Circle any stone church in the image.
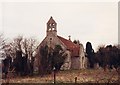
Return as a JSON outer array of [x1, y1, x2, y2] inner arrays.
[[34, 17, 86, 71]]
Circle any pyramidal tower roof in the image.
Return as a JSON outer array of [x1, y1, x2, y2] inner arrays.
[[47, 16, 56, 24]]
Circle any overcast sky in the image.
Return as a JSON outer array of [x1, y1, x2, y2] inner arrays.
[[0, 0, 118, 51]]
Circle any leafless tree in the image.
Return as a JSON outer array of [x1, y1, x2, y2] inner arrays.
[[0, 33, 6, 58], [3, 35, 38, 59], [22, 37, 38, 60], [14, 36, 23, 51], [3, 36, 23, 59], [21, 37, 38, 75]]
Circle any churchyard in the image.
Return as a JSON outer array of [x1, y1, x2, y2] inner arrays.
[[1, 69, 119, 84]]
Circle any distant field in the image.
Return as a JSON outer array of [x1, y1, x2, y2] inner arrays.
[[1, 69, 119, 84]]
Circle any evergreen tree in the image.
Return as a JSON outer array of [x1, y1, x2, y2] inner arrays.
[[86, 42, 95, 68], [40, 44, 67, 75]]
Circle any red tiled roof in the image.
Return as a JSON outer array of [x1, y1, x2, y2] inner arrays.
[[57, 36, 80, 57]]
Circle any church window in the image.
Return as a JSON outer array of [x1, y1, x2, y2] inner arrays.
[[50, 38, 52, 40], [52, 28, 55, 30], [49, 24, 51, 26], [49, 28, 52, 31]]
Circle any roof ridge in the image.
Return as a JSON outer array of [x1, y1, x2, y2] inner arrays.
[[57, 35, 80, 57], [57, 35, 79, 46]]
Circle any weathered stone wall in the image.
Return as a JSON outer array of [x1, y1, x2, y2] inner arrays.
[[70, 43, 86, 70], [79, 44, 86, 69], [34, 34, 67, 72], [71, 56, 80, 69], [84, 57, 88, 68], [60, 50, 71, 70]]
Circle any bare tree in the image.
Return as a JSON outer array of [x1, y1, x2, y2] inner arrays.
[[3, 36, 23, 59], [14, 36, 23, 51], [22, 37, 38, 60], [3, 36, 38, 59], [0, 33, 6, 58], [22, 37, 38, 75], [22, 38, 28, 55]]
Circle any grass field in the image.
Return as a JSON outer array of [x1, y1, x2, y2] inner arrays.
[[1, 69, 119, 84]]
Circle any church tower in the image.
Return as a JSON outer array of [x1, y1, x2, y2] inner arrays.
[[46, 16, 57, 36]]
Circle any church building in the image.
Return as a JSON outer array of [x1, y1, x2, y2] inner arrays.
[[34, 17, 86, 72]]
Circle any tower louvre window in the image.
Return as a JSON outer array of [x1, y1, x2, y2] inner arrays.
[[52, 28, 55, 30], [46, 16, 57, 36]]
